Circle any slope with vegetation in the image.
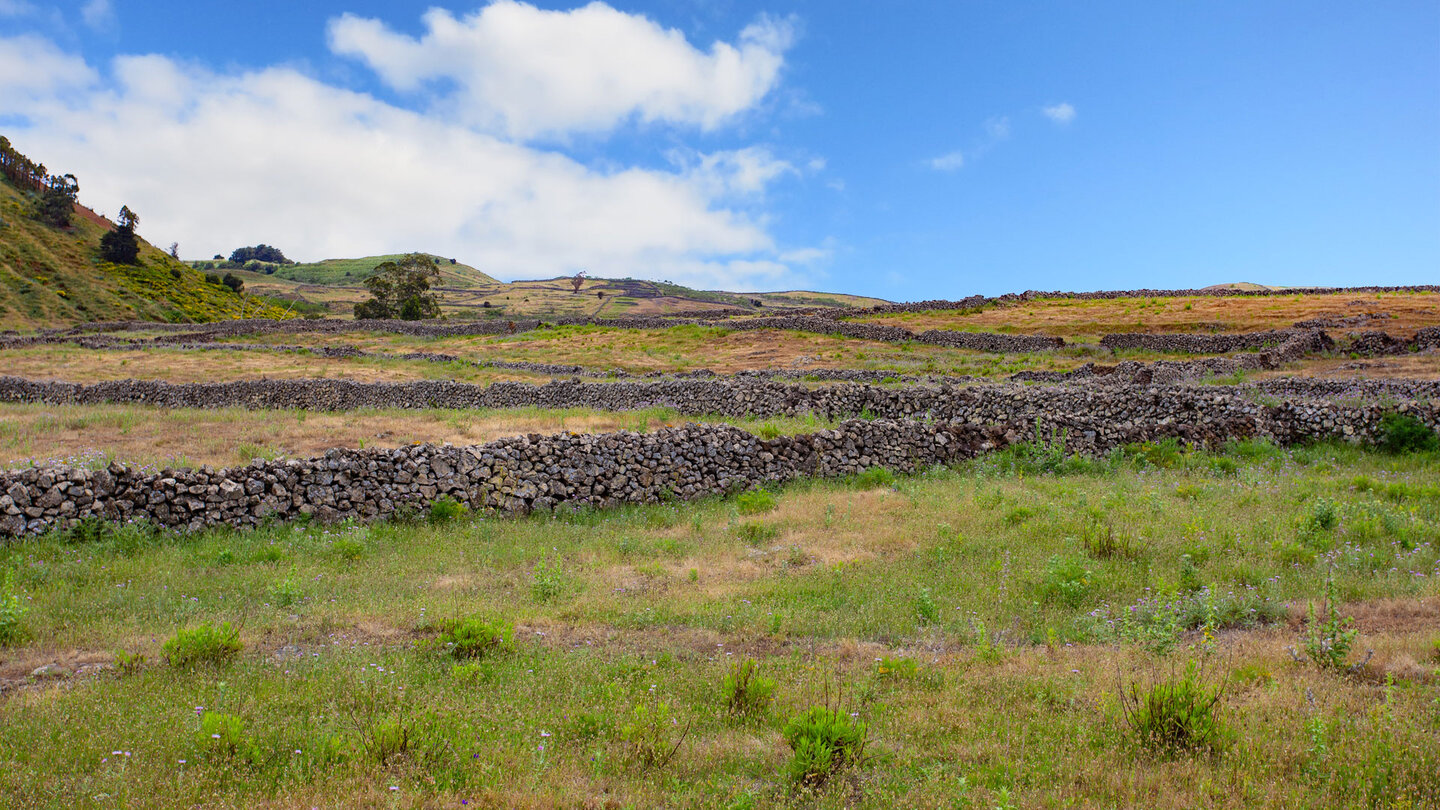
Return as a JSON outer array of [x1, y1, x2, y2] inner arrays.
[[0, 140, 297, 330]]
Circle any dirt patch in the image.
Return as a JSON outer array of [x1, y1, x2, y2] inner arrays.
[[0, 649, 114, 694]]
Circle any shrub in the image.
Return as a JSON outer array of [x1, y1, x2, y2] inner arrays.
[[783, 706, 868, 787], [531, 556, 568, 602], [619, 699, 690, 770], [199, 711, 253, 759], [161, 622, 242, 668], [854, 467, 895, 489], [440, 617, 512, 660], [1037, 555, 1093, 608], [1376, 413, 1439, 454], [913, 587, 939, 625], [65, 516, 113, 544], [428, 495, 468, 523], [330, 536, 365, 561], [722, 658, 776, 717], [736, 490, 777, 515], [1119, 664, 1228, 757], [267, 571, 303, 608]]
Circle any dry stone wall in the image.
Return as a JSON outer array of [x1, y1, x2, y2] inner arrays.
[[1, 374, 1433, 449], [0, 420, 1008, 538]]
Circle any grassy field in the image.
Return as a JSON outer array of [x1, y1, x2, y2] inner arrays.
[[848, 292, 1440, 339], [0, 402, 837, 471], [1, 439, 1437, 807], [230, 270, 892, 321]]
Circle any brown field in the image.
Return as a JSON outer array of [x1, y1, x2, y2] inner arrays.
[[0, 402, 826, 470], [0, 347, 548, 385], [851, 291, 1440, 338]]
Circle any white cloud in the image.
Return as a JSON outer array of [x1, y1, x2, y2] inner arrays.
[[81, 0, 114, 30], [1042, 102, 1076, 124], [4, 38, 818, 290], [671, 146, 796, 197], [984, 115, 1010, 139], [326, 1, 794, 139], [0, 0, 38, 16], [0, 34, 96, 106], [928, 151, 965, 172]]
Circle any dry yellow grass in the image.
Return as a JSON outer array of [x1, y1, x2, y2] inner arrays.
[[0, 347, 544, 384], [853, 291, 1440, 337], [0, 402, 719, 469]]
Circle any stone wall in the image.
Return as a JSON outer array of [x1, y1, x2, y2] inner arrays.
[[1098, 329, 1319, 354], [1, 373, 1433, 448], [0, 420, 1008, 537], [3, 372, 1436, 538]]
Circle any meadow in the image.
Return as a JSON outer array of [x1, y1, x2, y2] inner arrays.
[[1, 437, 1437, 807]]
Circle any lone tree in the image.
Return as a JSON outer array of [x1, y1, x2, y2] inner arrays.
[[99, 205, 141, 265], [354, 253, 441, 320], [570, 270, 586, 293], [33, 173, 78, 228]]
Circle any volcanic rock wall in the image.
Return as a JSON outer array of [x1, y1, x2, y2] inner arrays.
[[0, 420, 1006, 537]]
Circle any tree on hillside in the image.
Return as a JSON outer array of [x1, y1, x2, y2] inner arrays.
[[99, 205, 140, 265], [32, 173, 78, 228], [353, 253, 441, 320], [229, 244, 292, 265], [570, 270, 586, 293]]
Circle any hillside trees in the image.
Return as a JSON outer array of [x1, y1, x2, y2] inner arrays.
[[353, 253, 441, 320], [33, 173, 78, 228], [99, 205, 141, 265], [229, 244, 292, 265]]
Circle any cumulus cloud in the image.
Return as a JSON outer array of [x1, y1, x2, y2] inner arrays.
[[0, 34, 96, 106], [3, 33, 817, 290], [1042, 102, 1076, 124], [928, 151, 965, 172], [327, 1, 795, 139]]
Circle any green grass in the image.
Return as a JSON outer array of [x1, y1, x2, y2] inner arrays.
[[1, 441, 1437, 807], [259, 254, 497, 288]]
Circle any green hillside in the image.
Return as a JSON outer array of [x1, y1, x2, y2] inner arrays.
[[213, 254, 498, 288], [0, 180, 297, 330]]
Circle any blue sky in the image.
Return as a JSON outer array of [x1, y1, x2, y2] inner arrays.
[[2, 1, 1436, 298]]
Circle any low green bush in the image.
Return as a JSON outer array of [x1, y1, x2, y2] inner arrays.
[[161, 622, 242, 668], [783, 706, 868, 787], [428, 495, 468, 523], [1376, 413, 1439, 454], [854, 467, 895, 489], [1037, 555, 1094, 608], [440, 617, 513, 660], [735, 490, 777, 515]]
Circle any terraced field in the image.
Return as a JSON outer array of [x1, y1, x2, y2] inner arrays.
[[1, 287, 1437, 808]]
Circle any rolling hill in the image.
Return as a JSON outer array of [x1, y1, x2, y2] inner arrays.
[[203, 253, 499, 288], [0, 176, 296, 330]]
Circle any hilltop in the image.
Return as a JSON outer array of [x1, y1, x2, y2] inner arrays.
[[0, 164, 296, 330], [232, 266, 890, 320]]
